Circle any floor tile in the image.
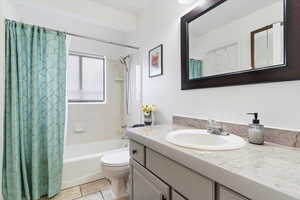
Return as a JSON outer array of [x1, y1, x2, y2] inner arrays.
[[82, 192, 103, 200], [116, 197, 128, 200], [101, 190, 114, 200], [101, 190, 128, 200], [51, 186, 82, 200], [81, 179, 110, 196]]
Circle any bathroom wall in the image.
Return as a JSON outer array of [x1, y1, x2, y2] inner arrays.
[[6, 0, 134, 44], [129, 0, 300, 130], [9, 0, 136, 32]]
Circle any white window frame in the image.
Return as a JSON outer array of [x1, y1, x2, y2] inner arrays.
[[68, 51, 106, 103]]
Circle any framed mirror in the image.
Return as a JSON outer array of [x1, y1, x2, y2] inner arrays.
[[181, 0, 300, 90]]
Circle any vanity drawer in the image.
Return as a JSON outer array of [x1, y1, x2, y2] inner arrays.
[[146, 148, 215, 200], [130, 140, 145, 166], [217, 185, 249, 200]]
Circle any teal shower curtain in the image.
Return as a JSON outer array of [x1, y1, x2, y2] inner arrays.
[[3, 20, 66, 200], [189, 59, 202, 79]]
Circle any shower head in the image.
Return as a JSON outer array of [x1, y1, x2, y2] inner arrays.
[[120, 55, 130, 65], [120, 55, 130, 71]]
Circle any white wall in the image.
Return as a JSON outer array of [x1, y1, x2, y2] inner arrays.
[[11, 0, 136, 33], [0, 0, 5, 198], [129, 0, 300, 131], [5, 0, 133, 45]]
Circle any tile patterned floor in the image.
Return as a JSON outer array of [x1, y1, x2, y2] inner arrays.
[[49, 179, 127, 200]]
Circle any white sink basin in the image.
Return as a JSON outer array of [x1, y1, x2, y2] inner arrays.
[[166, 129, 246, 151]]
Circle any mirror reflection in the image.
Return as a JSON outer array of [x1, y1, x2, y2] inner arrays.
[[189, 0, 284, 80]]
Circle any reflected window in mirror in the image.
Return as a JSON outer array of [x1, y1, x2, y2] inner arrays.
[[188, 0, 285, 80], [251, 22, 284, 69]]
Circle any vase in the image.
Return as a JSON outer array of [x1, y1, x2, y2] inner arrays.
[[144, 112, 152, 126]]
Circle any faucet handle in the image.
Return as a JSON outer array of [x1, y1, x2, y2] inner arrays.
[[208, 119, 215, 124], [207, 119, 214, 133], [207, 119, 225, 135], [208, 119, 222, 128]]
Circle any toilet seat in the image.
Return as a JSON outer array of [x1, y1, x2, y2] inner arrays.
[[101, 149, 129, 167]]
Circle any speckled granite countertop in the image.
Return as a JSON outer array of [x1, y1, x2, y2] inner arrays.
[[127, 125, 300, 200]]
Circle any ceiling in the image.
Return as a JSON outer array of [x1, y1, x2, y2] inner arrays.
[[89, 0, 150, 14]]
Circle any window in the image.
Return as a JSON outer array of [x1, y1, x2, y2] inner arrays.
[[67, 51, 105, 103]]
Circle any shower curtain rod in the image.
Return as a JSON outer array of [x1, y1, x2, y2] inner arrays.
[[67, 32, 140, 50], [7, 19, 140, 50]]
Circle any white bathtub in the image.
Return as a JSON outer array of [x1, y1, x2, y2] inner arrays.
[[62, 139, 128, 189]]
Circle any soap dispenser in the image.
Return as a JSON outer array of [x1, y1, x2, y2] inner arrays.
[[247, 113, 264, 145]]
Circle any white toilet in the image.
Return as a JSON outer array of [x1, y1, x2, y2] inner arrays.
[[101, 148, 130, 199]]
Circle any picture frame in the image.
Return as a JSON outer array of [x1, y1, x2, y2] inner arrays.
[[149, 44, 163, 78]]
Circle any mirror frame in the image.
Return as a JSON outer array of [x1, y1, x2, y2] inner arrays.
[[181, 0, 300, 90]]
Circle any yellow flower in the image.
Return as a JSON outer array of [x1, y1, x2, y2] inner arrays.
[[141, 104, 156, 113]]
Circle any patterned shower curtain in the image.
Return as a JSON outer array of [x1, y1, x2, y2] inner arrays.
[[3, 20, 66, 200]]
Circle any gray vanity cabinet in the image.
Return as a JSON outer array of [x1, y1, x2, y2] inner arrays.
[[131, 159, 170, 200], [146, 148, 215, 200], [130, 140, 250, 200]]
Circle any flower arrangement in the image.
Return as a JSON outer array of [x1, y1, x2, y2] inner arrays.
[[142, 104, 156, 115], [142, 104, 156, 126]]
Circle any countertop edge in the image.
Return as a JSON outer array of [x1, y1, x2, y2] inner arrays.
[[127, 128, 298, 200]]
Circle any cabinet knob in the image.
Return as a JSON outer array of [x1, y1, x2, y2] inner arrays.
[[160, 194, 167, 200], [132, 150, 137, 154]]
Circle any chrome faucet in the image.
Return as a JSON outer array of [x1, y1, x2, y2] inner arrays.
[[207, 120, 229, 136]]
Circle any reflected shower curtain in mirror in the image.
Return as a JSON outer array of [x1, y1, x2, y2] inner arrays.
[[189, 59, 202, 79], [3, 20, 66, 200]]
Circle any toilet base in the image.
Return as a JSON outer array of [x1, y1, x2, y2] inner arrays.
[[105, 189, 129, 200], [109, 176, 129, 200], [100, 148, 130, 200]]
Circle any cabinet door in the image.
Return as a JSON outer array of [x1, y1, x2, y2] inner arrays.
[[132, 160, 170, 200]]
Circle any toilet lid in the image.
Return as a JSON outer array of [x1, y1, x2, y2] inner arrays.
[[101, 150, 129, 167]]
